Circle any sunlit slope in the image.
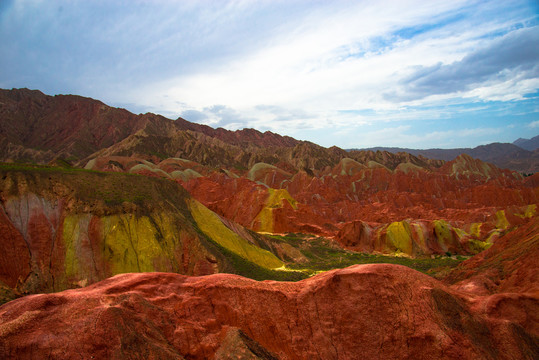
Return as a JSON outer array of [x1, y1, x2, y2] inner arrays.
[[0, 165, 295, 303]]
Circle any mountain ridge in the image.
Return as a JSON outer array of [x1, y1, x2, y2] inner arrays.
[[513, 135, 539, 151], [4, 88, 533, 173], [0, 88, 302, 166], [357, 142, 539, 173]]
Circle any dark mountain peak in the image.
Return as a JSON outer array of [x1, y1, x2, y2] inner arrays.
[[513, 137, 529, 146], [0, 87, 46, 100], [0, 89, 154, 163], [513, 135, 539, 151]]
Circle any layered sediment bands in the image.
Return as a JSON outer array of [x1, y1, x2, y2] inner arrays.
[[336, 218, 495, 256], [180, 155, 537, 255], [188, 199, 283, 269], [84, 152, 537, 256], [1, 264, 537, 360], [0, 168, 284, 299], [0, 88, 162, 163]]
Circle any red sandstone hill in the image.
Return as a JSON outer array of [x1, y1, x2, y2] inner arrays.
[[1, 211, 538, 359], [0, 165, 314, 305], [445, 217, 539, 296], [80, 149, 538, 258], [1, 202, 536, 359], [0, 262, 537, 360], [4, 89, 535, 259], [0, 88, 301, 166], [161, 154, 536, 256], [0, 88, 159, 163]]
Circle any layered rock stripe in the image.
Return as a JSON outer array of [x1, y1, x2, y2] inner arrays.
[[0, 168, 289, 300]]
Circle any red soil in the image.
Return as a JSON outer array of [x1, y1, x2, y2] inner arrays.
[[1, 263, 537, 359]]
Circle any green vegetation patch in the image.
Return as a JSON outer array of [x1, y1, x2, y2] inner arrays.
[[271, 234, 466, 278], [0, 163, 192, 213], [210, 240, 307, 281]]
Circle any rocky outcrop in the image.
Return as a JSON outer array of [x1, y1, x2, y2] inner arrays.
[[0, 167, 291, 302], [0, 88, 162, 163], [446, 218, 539, 296], [0, 263, 537, 359], [181, 157, 536, 255], [83, 151, 537, 257]]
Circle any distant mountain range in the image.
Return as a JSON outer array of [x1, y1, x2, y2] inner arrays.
[[1, 88, 537, 173], [513, 135, 539, 151], [0, 88, 441, 171], [356, 139, 539, 173]]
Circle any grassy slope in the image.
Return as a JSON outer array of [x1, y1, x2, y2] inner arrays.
[[269, 233, 465, 279]]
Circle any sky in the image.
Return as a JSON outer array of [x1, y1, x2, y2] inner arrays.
[[1, 0, 538, 149]]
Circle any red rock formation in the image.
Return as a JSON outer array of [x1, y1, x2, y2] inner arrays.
[[81, 149, 538, 257], [3, 89, 536, 257], [0, 168, 289, 299], [0, 208, 31, 289], [446, 219, 539, 296], [0, 88, 165, 163], [0, 263, 537, 359], [182, 158, 537, 252]]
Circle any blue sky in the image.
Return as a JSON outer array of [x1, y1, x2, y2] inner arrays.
[[1, 0, 538, 149]]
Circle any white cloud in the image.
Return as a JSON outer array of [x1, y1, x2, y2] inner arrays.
[[2, 0, 538, 148], [137, 1, 467, 105], [348, 125, 505, 149], [122, 0, 537, 135], [529, 121, 539, 128]]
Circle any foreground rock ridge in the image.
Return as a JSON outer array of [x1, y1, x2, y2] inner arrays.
[[0, 88, 538, 359], [1, 262, 538, 360]]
